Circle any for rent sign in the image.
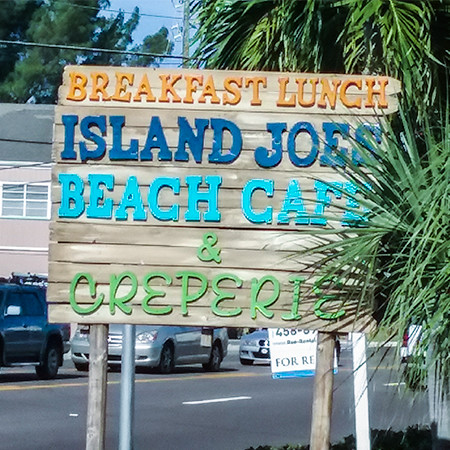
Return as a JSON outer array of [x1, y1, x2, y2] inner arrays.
[[48, 66, 400, 331]]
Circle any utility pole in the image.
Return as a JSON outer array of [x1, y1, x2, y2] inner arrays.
[[183, 0, 189, 67]]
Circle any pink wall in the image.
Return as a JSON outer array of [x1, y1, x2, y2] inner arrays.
[[0, 165, 51, 277]]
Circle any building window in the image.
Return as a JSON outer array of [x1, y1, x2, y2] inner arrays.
[[0, 183, 50, 219]]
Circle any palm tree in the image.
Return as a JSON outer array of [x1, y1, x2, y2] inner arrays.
[[298, 106, 449, 447], [191, 0, 450, 445], [191, 0, 449, 117]]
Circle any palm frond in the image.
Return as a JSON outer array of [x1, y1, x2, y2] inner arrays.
[[301, 104, 449, 383]]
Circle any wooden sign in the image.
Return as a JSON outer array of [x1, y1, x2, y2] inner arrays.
[[48, 66, 400, 332]]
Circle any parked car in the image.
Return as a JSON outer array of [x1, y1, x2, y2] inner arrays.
[[71, 324, 228, 373], [0, 273, 70, 379], [239, 328, 270, 365]]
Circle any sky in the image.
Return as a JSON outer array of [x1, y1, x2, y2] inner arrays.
[[109, 0, 186, 66]]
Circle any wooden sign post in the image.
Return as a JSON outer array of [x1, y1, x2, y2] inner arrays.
[[86, 324, 108, 450], [310, 332, 336, 450], [47, 66, 400, 448]]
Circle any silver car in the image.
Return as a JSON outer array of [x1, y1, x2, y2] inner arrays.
[[239, 329, 270, 365], [71, 324, 228, 373]]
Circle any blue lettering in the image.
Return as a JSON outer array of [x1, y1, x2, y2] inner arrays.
[[58, 174, 85, 218], [312, 180, 342, 225], [320, 122, 349, 167], [208, 118, 242, 163], [353, 123, 382, 164], [109, 116, 139, 160], [184, 175, 222, 222], [341, 182, 370, 226], [115, 176, 147, 221], [141, 116, 172, 161], [174, 117, 209, 163], [86, 174, 114, 219], [61, 115, 78, 159], [149, 177, 180, 221], [242, 179, 274, 224], [254, 122, 286, 168], [288, 122, 319, 167], [277, 180, 309, 225], [79, 116, 107, 162]]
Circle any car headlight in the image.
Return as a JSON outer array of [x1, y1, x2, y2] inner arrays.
[[136, 331, 158, 343], [74, 327, 89, 340]]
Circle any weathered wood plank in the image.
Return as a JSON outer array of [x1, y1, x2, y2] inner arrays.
[[48, 304, 375, 333], [57, 66, 401, 114], [47, 262, 319, 284], [49, 223, 336, 250], [49, 242, 313, 271]]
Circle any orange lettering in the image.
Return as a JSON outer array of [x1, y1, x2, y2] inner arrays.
[[89, 72, 111, 101], [159, 74, 182, 103], [133, 74, 156, 102], [365, 77, 388, 108], [183, 75, 203, 104], [296, 78, 318, 107], [223, 77, 242, 105], [111, 73, 134, 102], [340, 79, 362, 108], [318, 78, 341, 109], [198, 75, 220, 104], [67, 72, 88, 101], [277, 77, 296, 107], [245, 77, 266, 106]]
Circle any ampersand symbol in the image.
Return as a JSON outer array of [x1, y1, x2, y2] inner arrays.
[[197, 232, 222, 264]]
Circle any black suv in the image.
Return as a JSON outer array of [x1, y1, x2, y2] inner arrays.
[[0, 274, 70, 379]]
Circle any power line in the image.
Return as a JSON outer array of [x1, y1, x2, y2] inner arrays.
[[51, 0, 182, 20], [0, 137, 52, 145], [0, 40, 186, 60]]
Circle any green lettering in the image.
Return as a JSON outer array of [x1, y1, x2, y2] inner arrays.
[[109, 271, 138, 315], [142, 272, 173, 315], [176, 271, 208, 315], [281, 275, 304, 320], [250, 275, 280, 319], [211, 273, 243, 317], [69, 272, 104, 314], [313, 276, 346, 320]]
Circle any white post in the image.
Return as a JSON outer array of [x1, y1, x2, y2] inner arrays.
[[119, 324, 136, 450], [352, 332, 371, 450]]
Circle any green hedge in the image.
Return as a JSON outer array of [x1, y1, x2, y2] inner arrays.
[[246, 425, 431, 450]]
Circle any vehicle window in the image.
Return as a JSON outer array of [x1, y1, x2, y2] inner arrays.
[[5, 292, 23, 314], [0, 290, 4, 313], [20, 292, 45, 316]]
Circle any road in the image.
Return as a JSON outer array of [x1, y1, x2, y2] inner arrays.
[[0, 341, 429, 450]]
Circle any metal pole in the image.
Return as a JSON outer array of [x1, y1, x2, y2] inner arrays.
[[119, 324, 136, 450], [86, 324, 108, 450], [182, 0, 189, 67], [352, 332, 371, 450], [310, 332, 335, 450]]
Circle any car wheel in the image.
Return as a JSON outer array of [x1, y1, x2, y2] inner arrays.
[[36, 342, 61, 379], [158, 343, 174, 374], [203, 343, 222, 372], [240, 358, 254, 366], [74, 362, 89, 372]]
